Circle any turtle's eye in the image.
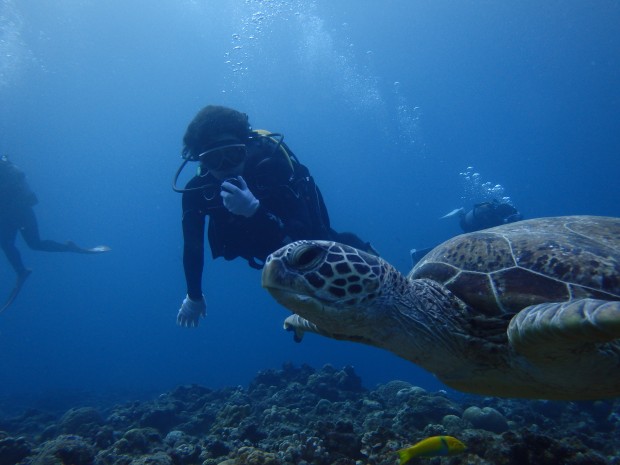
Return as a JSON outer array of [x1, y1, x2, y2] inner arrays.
[[291, 244, 324, 271]]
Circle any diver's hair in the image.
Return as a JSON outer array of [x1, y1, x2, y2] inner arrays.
[[182, 105, 251, 159]]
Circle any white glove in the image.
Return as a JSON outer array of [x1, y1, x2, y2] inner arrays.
[[220, 176, 260, 217], [177, 294, 206, 327]]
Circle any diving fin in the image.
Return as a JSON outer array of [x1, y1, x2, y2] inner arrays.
[[85, 245, 111, 253], [410, 247, 433, 267], [67, 241, 111, 254], [1, 269, 31, 314], [441, 207, 465, 219]]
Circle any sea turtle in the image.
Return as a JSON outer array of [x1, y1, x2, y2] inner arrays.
[[262, 216, 620, 400]]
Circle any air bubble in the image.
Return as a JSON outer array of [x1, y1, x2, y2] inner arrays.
[[459, 166, 513, 206]]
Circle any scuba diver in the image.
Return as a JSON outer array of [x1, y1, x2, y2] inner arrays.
[[173, 105, 377, 328], [0, 156, 110, 312], [442, 200, 523, 233], [410, 200, 523, 266]]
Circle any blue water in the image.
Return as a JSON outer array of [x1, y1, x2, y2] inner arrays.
[[1, 0, 619, 404]]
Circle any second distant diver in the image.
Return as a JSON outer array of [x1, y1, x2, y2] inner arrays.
[[0, 155, 110, 312], [411, 200, 523, 266], [443, 200, 523, 233]]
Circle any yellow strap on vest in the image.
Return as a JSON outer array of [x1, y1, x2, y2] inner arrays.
[[254, 129, 295, 172]]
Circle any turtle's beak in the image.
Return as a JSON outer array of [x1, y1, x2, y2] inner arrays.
[[266, 287, 321, 314], [262, 259, 323, 316], [261, 257, 292, 292]]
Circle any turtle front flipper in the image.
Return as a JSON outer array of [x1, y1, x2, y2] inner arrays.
[[283, 314, 331, 343], [507, 298, 620, 361]]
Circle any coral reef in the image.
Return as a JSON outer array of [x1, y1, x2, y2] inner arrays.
[[0, 363, 618, 465]]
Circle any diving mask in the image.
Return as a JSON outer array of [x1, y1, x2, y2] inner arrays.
[[198, 143, 247, 172], [172, 143, 247, 193]]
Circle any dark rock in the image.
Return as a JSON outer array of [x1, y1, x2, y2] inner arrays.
[[335, 366, 364, 392], [127, 452, 173, 465], [463, 406, 509, 433], [234, 446, 280, 465], [0, 435, 31, 465], [237, 422, 266, 443], [215, 404, 251, 428], [168, 442, 201, 465], [59, 407, 104, 438], [29, 434, 95, 465], [114, 428, 162, 455], [393, 393, 462, 431], [313, 420, 363, 460], [139, 406, 181, 433], [202, 437, 230, 459], [373, 380, 417, 407], [167, 385, 211, 405], [0, 409, 57, 438], [93, 426, 116, 449]]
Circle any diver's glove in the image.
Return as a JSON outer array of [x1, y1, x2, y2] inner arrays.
[[220, 176, 260, 217], [177, 294, 207, 328]]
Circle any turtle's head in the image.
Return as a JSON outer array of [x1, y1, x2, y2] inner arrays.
[[262, 240, 397, 341]]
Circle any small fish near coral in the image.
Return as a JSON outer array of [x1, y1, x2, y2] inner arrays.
[[397, 435, 467, 464]]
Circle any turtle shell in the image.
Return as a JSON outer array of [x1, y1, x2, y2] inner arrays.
[[408, 216, 620, 316]]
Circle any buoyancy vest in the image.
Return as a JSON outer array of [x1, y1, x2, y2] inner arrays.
[[250, 130, 332, 240]]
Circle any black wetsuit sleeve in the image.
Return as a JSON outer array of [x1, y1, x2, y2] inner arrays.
[[182, 194, 206, 300]]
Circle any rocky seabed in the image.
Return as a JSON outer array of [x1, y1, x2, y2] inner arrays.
[[0, 364, 618, 465]]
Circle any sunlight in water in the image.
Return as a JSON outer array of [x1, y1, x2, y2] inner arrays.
[[221, 0, 422, 150], [0, 1, 29, 90]]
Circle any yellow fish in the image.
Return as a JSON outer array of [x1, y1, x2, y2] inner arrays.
[[397, 435, 466, 464]]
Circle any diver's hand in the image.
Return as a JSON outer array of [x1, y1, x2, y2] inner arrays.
[[220, 176, 259, 217], [177, 294, 207, 328]]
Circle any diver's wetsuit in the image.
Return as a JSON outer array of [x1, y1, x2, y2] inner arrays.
[[459, 201, 522, 233], [181, 134, 373, 300], [182, 135, 328, 300], [0, 159, 77, 276]]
